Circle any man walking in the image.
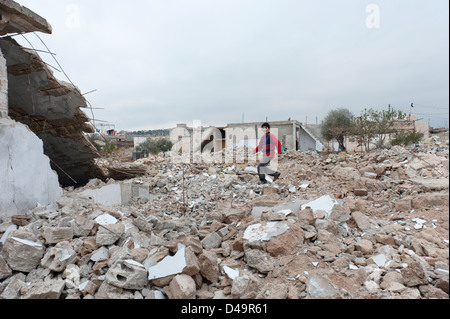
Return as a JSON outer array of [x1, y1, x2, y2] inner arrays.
[[253, 122, 282, 184]]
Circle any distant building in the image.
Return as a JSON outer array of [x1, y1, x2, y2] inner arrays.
[[170, 120, 324, 153], [170, 114, 432, 154]]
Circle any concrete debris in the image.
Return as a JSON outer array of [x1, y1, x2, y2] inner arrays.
[[0, 142, 449, 299]]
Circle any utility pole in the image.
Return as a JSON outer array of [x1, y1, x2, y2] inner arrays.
[[409, 103, 413, 121]]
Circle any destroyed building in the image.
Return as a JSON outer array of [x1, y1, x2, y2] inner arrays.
[[0, 0, 107, 216], [0, 0, 448, 301]]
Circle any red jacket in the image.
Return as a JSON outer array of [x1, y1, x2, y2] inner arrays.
[[254, 132, 282, 157]]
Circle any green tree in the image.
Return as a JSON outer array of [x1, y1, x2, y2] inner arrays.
[[349, 108, 406, 151], [390, 131, 423, 147], [136, 138, 173, 156], [321, 108, 354, 152]]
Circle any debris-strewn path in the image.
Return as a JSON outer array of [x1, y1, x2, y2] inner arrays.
[[1, 142, 448, 299]]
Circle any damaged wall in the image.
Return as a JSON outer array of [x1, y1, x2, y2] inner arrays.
[[0, 0, 107, 187], [0, 37, 106, 187], [0, 48, 62, 217], [1, 0, 108, 217]]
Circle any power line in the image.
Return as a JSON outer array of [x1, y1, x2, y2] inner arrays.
[[413, 103, 448, 110]]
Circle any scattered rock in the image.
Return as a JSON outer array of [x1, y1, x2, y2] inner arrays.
[[0, 144, 448, 299]]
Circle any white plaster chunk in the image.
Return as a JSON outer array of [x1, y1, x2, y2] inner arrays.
[[301, 195, 339, 218], [373, 254, 387, 267], [223, 266, 239, 280], [147, 245, 187, 280], [243, 221, 290, 243], [80, 183, 122, 206], [94, 213, 118, 226]]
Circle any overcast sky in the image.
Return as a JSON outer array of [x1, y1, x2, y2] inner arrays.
[[14, 0, 450, 131]]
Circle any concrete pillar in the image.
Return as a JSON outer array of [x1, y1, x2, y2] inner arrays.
[[0, 48, 8, 118], [292, 123, 296, 150]]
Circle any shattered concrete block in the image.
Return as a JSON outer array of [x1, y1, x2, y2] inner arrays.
[[133, 214, 157, 232], [201, 231, 222, 250], [198, 251, 219, 283], [306, 274, 340, 299], [41, 247, 77, 272], [167, 274, 196, 299], [42, 226, 74, 244], [364, 280, 380, 293], [63, 264, 81, 289], [0, 275, 26, 299], [298, 207, 315, 225], [245, 249, 274, 274], [79, 280, 98, 296], [144, 289, 166, 299], [182, 246, 200, 276], [265, 224, 304, 256], [401, 260, 429, 287], [96, 223, 125, 246], [231, 275, 251, 298], [95, 281, 135, 299], [66, 215, 95, 237], [22, 279, 66, 299], [0, 256, 12, 280], [2, 231, 45, 272], [184, 236, 203, 254], [354, 239, 374, 255], [230, 271, 262, 299], [90, 247, 109, 262], [105, 259, 148, 290], [351, 211, 372, 231]]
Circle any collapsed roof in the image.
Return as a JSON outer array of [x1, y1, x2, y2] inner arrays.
[[0, 0, 107, 187]]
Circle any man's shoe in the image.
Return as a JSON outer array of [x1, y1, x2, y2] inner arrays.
[[259, 179, 268, 184], [273, 172, 281, 181]]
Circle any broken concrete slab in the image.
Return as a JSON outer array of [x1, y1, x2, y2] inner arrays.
[[79, 183, 132, 207], [147, 244, 187, 280], [243, 221, 290, 243], [41, 246, 77, 272], [166, 274, 196, 299], [2, 230, 45, 272], [42, 226, 73, 244], [306, 274, 341, 299], [0, 0, 52, 35], [105, 259, 148, 290], [22, 279, 65, 299]]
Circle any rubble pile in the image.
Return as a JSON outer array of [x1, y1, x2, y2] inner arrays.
[[0, 143, 448, 299]]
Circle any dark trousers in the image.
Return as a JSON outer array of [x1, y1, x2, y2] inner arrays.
[[257, 155, 277, 181]]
